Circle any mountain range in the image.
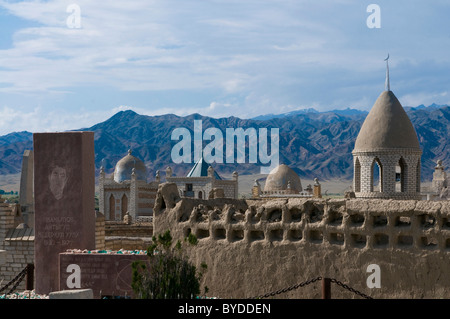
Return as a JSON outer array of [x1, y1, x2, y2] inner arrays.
[[0, 103, 449, 183]]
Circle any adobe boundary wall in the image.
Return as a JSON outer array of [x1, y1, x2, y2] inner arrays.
[[153, 183, 450, 299]]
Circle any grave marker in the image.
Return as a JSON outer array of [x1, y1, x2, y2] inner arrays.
[[33, 132, 95, 294]]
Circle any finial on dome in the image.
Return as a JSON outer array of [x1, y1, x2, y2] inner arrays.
[[384, 53, 390, 91], [128, 149, 132, 155], [100, 158, 105, 175]]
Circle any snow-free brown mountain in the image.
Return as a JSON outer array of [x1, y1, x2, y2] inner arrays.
[[0, 104, 449, 182]]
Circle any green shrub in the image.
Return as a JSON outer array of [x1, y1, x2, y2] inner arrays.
[[131, 230, 207, 299]]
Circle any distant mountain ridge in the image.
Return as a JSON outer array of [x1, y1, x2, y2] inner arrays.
[[251, 107, 368, 121], [1, 103, 450, 183]]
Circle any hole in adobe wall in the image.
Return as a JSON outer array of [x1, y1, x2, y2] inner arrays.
[[395, 216, 411, 227], [309, 230, 323, 243], [250, 207, 263, 223], [329, 233, 344, 245], [442, 218, 450, 229], [231, 229, 244, 242], [397, 235, 413, 247], [328, 210, 343, 226], [446, 238, 450, 249], [196, 228, 209, 239], [289, 208, 302, 222], [249, 230, 265, 242], [350, 214, 364, 226], [230, 208, 245, 223], [420, 236, 438, 248], [287, 229, 302, 241], [351, 234, 366, 248], [373, 215, 387, 227], [195, 210, 208, 223], [269, 229, 283, 241], [373, 233, 389, 247], [211, 208, 223, 221], [213, 228, 226, 240], [307, 204, 323, 223], [268, 209, 282, 222], [179, 210, 190, 222], [420, 214, 436, 229]]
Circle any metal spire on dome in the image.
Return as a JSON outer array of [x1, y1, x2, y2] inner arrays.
[[100, 158, 105, 172], [384, 53, 390, 91]]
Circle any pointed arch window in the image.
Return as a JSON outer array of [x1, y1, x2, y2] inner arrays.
[[121, 194, 128, 220], [371, 158, 383, 192], [109, 194, 115, 220], [354, 157, 361, 193], [397, 157, 407, 192]]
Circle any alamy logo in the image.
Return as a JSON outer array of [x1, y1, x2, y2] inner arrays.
[[366, 264, 381, 288], [66, 264, 81, 288], [171, 120, 279, 174], [66, 4, 81, 29], [366, 4, 381, 29]]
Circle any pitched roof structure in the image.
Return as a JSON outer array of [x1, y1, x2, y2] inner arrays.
[[187, 156, 222, 179]]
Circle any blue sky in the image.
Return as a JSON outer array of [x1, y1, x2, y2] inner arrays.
[[0, 0, 449, 135]]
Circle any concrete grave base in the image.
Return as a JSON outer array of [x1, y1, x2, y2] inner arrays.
[[49, 289, 93, 299], [59, 252, 149, 298]]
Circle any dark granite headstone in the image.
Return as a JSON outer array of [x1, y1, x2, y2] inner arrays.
[[33, 132, 95, 294]]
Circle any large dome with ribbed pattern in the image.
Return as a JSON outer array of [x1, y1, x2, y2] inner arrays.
[[113, 150, 147, 183], [264, 164, 302, 192]]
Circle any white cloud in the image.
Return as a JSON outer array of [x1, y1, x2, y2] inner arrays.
[[0, 104, 111, 135], [0, 0, 449, 134], [399, 91, 450, 108], [0, 0, 362, 95]]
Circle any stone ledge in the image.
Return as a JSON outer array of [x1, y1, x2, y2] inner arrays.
[[352, 148, 422, 155], [355, 192, 421, 200], [49, 289, 93, 299]]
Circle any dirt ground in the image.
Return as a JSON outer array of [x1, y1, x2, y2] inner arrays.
[[0, 173, 21, 193]]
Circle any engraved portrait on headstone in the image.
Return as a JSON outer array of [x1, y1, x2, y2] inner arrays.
[[48, 163, 69, 200]]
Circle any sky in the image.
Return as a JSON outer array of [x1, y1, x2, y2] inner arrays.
[[0, 0, 450, 135]]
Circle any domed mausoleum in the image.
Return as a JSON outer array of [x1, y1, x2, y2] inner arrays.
[[252, 164, 319, 198], [99, 149, 160, 221], [264, 164, 303, 193], [113, 149, 148, 183], [352, 62, 422, 200]]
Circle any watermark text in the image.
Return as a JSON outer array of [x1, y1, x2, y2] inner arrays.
[[171, 120, 279, 174]]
